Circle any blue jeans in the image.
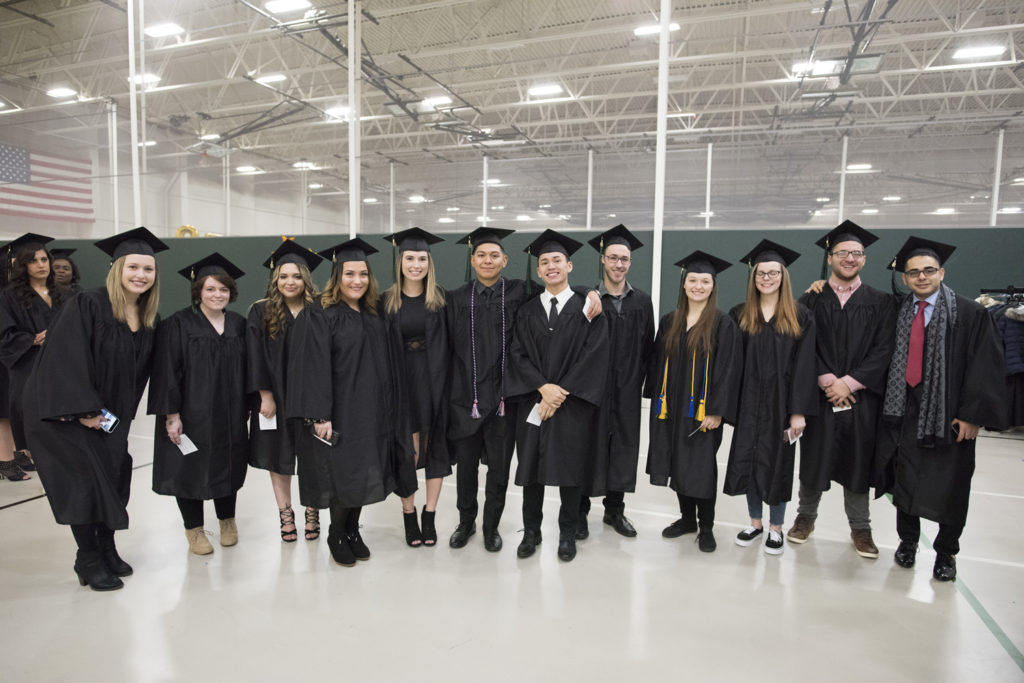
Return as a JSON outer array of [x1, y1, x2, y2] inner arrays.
[[747, 490, 786, 527]]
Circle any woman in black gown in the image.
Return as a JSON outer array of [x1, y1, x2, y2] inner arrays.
[[24, 227, 167, 591], [723, 240, 817, 557], [50, 248, 82, 294], [379, 228, 450, 547], [246, 240, 325, 543], [301, 238, 408, 566], [647, 251, 742, 553], [149, 253, 249, 555]]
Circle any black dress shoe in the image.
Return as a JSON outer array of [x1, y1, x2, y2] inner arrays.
[[557, 536, 577, 562], [449, 521, 476, 549], [483, 530, 503, 552], [603, 512, 637, 538], [517, 529, 542, 558], [933, 553, 957, 582], [697, 528, 717, 553], [662, 518, 698, 538], [575, 517, 589, 540], [894, 540, 918, 568]]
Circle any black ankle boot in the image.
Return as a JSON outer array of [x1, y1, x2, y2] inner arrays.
[[403, 510, 422, 547], [97, 535, 133, 577], [421, 506, 437, 547], [74, 550, 123, 591], [328, 531, 356, 567]]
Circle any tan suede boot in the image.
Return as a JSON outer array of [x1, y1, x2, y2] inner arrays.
[[219, 518, 238, 547], [185, 527, 214, 555]]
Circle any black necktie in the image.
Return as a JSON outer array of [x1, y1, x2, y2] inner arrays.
[[548, 297, 559, 328]]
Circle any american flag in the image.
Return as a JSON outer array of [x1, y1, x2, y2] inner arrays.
[[0, 144, 95, 223]]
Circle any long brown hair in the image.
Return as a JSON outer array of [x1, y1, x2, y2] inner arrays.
[[737, 265, 803, 338], [383, 251, 445, 314], [262, 263, 317, 339], [106, 255, 160, 330], [663, 272, 719, 360], [321, 260, 380, 314], [9, 244, 66, 309]]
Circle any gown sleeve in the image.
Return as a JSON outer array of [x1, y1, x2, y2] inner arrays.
[[956, 302, 1009, 429], [708, 313, 743, 424], [788, 307, 819, 417], [245, 302, 272, 395], [0, 290, 36, 370], [31, 291, 104, 420], [557, 312, 609, 407], [147, 312, 185, 416]]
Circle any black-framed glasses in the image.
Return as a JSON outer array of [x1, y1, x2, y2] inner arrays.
[[604, 255, 631, 265], [831, 249, 865, 259], [755, 270, 782, 280], [905, 267, 940, 278]]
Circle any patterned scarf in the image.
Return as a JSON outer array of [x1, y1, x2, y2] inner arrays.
[[883, 283, 957, 445]]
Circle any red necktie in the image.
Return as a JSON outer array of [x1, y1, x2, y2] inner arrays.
[[905, 300, 928, 387]]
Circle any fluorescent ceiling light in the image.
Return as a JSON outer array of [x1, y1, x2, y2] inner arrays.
[[255, 73, 287, 84], [934, 208, 955, 215], [539, 204, 551, 209], [422, 96, 452, 109], [409, 195, 426, 203], [292, 161, 316, 169], [861, 208, 878, 215], [200, 133, 220, 141], [528, 84, 563, 97], [667, 112, 696, 118], [846, 163, 872, 171], [792, 54, 882, 79], [144, 23, 184, 38], [952, 45, 1006, 60], [308, 183, 323, 189], [882, 195, 901, 202], [138, 140, 156, 147], [491, 205, 505, 210], [558, 214, 571, 220], [998, 207, 1021, 214], [325, 106, 349, 120], [816, 197, 831, 203], [236, 166, 264, 174], [46, 87, 77, 98], [607, 214, 617, 218], [438, 217, 455, 224], [483, 178, 502, 185], [265, 0, 311, 13], [1013, 177, 1024, 184], [515, 215, 532, 221], [698, 211, 714, 218], [633, 22, 680, 37], [363, 197, 378, 204], [800, 90, 859, 99], [476, 216, 491, 222], [446, 207, 460, 212], [131, 73, 160, 85]]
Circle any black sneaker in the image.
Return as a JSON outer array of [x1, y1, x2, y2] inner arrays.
[[696, 528, 717, 553], [662, 518, 698, 538], [735, 526, 763, 547], [763, 529, 784, 556]]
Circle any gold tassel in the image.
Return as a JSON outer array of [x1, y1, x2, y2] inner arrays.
[[657, 359, 669, 420]]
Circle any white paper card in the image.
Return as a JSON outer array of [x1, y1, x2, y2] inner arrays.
[[785, 429, 802, 446], [582, 296, 592, 322], [526, 402, 543, 426], [832, 404, 853, 413], [259, 414, 278, 430], [176, 434, 199, 455]]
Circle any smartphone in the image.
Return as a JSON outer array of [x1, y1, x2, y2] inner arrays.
[[309, 423, 340, 446], [99, 408, 119, 433]]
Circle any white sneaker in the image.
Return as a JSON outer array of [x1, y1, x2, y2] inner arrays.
[[764, 529, 784, 555]]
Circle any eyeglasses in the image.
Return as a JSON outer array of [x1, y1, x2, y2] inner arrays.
[[755, 270, 782, 280], [905, 267, 940, 279], [831, 250, 865, 259], [604, 255, 631, 265]]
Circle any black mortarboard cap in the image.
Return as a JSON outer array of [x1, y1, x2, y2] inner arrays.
[[890, 236, 956, 272], [523, 229, 583, 258], [95, 227, 169, 260], [3, 233, 53, 257], [588, 224, 644, 253], [178, 252, 245, 282], [739, 239, 800, 267], [262, 239, 323, 272], [49, 248, 76, 260], [674, 250, 732, 276], [814, 220, 879, 251], [319, 237, 379, 264], [382, 227, 444, 253], [456, 227, 515, 250]]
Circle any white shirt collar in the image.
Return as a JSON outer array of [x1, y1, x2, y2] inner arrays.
[[540, 285, 574, 311]]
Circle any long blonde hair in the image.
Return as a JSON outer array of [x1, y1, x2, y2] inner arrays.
[[321, 260, 380, 314], [383, 251, 445, 314], [263, 263, 317, 339], [737, 265, 803, 338], [106, 255, 160, 329]]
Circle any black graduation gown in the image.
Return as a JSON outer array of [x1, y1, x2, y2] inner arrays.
[[445, 278, 529, 464], [380, 291, 451, 479], [723, 304, 818, 506], [148, 308, 250, 500], [797, 284, 896, 494], [245, 300, 325, 475], [0, 287, 59, 448], [296, 303, 408, 509], [23, 288, 156, 529], [876, 294, 1008, 528], [587, 285, 655, 496], [506, 291, 609, 487], [646, 311, 743, 499]]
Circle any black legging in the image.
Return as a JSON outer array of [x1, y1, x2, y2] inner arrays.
[[176, 494, 237, 530], [70, 522, 115, 551], [328, 504, 363, 536], [677, 491, 716, 528]]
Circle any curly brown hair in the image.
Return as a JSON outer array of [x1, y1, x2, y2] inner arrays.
[[263, 262, 317, 339]]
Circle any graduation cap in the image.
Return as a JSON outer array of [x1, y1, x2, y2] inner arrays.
[[815, 221, 880, 279], [3, 233, 53, 259], [382, 227, 444, 253], [674, 250, 732, 276], [178, 252, 245, 282], [95, 227, 169, 261], [523, 230, 583, 258], [587, 224, 644, 254], [318, 237, 379, 264], [738, 239, 800, 268], [49, 248, 76, 260], [890, 235, 955, 273], [456, 227, 515, 281], [262, 239, 323, 272]]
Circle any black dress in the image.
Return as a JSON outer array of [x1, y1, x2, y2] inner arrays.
[[723, 304, 818, 506], [245, 300, 324, 475], [646, 310, 743, 499], [24, 288, 156, 529], [297, 303, 408, 509], [0, 287, 60, 449], [148, 308, 250, 500]]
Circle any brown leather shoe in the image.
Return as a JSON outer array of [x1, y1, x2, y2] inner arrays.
[[786, 515, 814, 544], [851, 528, 879, 558]]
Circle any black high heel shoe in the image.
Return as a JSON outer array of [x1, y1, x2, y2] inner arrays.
[[403, 510, 422, 547], [74, 550, 123, 591], [421, 506, 437, 547], [13, 450, 35, 472], [97, 535, 133, 577], [0, 459, 30, 481], [279, 506, 298, 543], [304, 507, 321, 541]]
